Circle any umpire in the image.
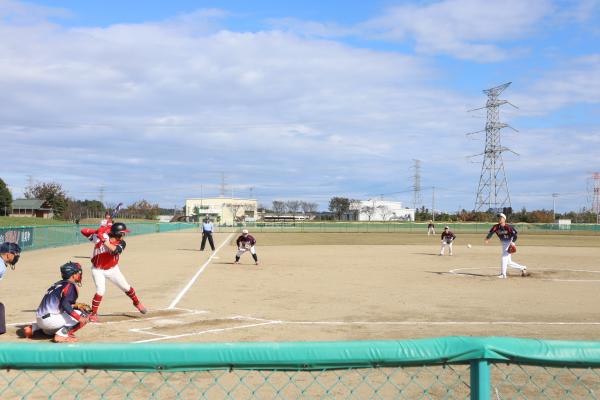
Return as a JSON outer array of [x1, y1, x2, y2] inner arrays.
[[200, 218, 216, 251], [1, 242, 22, 334]]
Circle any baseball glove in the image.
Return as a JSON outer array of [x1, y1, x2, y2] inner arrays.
[[508, 243, 517, 254], [244, 243, 252, 249], [73, 302, 92, 314]]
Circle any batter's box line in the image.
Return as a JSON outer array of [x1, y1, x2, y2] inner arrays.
[[132, 321, 282, 343]]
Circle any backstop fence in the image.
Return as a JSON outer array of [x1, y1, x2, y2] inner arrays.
[[0, 222, 199, 252], [0, 337, 599, 399]]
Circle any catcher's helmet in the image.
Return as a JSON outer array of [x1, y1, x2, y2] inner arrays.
[[61, 261, 82, 280], [110, 222, 130, 236], [0, 242, 21, 255]]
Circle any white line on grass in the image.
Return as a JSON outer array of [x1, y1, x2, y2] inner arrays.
[[168, 232, 234, 309]]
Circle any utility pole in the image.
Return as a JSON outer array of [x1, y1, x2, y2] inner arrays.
[[431, 186, 435, 222], [552, 193, 559, 222], [470, 82, 518, 212], [591, 173, 600, 224], [220, 172, 226, 197], [412, 159, 422, 210]]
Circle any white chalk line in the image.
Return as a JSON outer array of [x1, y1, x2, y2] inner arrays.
[[448, 266, 600, 282], [168, 232, 234, 309], [126, 309, 600, 344], [133, 321, 281, 343]]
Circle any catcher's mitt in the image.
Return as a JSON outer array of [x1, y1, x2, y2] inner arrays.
[[508, 243, 517, 254], [73, 302, 92, 314]]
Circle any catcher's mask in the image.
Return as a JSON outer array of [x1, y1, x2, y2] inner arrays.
[[61, 261, 83, 285], [110, 222, 130, 238], [0, 242, 22, 269]]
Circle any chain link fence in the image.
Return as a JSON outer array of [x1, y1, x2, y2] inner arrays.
[[1, 338, 599, 399]]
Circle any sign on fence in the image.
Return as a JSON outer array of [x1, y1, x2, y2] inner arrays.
[[0, 227, 34, 248]]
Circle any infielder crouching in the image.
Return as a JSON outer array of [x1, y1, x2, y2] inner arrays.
[[24, 262, 89, 343], [439, 226, 456, 256], [485, 213, 527, 279], [235, 229, 259, 265]]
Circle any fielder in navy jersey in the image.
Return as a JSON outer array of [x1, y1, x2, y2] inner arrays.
[[235, 229, 259, 265], [485, 213, 527, 278], [23, 262, 89, 343]]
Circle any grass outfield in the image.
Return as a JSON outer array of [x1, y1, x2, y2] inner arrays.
[[236, 232, 600, 247]]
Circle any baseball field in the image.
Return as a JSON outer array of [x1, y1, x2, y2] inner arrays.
[[1, 229, 599, 343]]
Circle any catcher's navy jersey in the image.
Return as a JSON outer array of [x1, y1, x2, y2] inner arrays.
[[36, 280, 78, 317], [486, 223, 518, 242]]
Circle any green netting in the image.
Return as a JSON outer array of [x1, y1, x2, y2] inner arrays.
[[1, 338, 600, 399], [0, 222, 199, 252], [218, 222, 600, 234]]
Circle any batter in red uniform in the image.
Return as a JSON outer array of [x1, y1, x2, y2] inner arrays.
[[89, 222, 147, 322]]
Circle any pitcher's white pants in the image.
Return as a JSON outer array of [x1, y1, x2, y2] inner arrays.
[[92, 265, 131, 296], [440, 241, 453, 255], [500, 240, 526, 277]]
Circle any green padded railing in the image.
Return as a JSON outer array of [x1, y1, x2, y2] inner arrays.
[[0, 222, 199, 252], [0, 337, 599, 399]]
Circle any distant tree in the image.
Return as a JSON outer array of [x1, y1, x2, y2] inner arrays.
[[272, 201, 286, 216], [361, 205, 375, 221], [285, 200, 301, 218], [329, 197, 350, 220], [0, 178, 12, 216], [301, 201, 319, 215], [377, 205, 392, 221], [126, 199, 160, 219], [24, 181, 68, 218]]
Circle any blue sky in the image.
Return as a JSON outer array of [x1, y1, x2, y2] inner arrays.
[[1, 0, 599, 213]]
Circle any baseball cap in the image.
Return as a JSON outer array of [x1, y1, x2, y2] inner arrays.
[[444, 226, 449, 229], [242, 229, 249, 234], [497, 213, 507, 219], [0, 242, 21, 255]]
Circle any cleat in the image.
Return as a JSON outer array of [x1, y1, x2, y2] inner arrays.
[[521, 267, 528, 277], [234, 261, 240, 264], [497, 274, 507, 279], [135, 302, 148, 314], [54, 334, 78, 343], [255, 262, 260, 265], [23, 325, 34, 339], [88, 313, 99, 323]]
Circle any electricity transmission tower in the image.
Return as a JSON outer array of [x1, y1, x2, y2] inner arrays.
[[470, 82, 518, 212], [412, 159, 422, 210]]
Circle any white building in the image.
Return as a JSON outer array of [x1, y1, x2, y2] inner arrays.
[[185, 197, 258, 225], [356, 199, 415, 222]]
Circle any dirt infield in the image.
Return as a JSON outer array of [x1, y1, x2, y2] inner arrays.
[[1, 230, 599, 343]]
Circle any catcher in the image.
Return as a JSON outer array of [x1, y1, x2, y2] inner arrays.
[[485, 213, 527, 278], [439, 226, 456, 256], [23, 262, 90, 343], [234, 229, 259, 265]]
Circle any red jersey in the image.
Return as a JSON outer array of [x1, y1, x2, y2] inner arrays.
[[91, 236, 126, 269]]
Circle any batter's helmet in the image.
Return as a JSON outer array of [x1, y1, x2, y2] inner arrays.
[[0, 242, 21, 255], [110, 222, 130, 236], [60, 261, 82, 280]]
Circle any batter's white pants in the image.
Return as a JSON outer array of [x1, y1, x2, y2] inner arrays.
[[32, 310, 83, 337], [236, 246, 256, 258], [440, 241, 453, 255], [500, 240, 526, 277], [91, 265, 131, 296]]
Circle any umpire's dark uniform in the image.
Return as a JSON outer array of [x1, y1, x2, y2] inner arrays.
[[200, 220, 215, 251]]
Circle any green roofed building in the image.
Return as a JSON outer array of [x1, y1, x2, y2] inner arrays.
[[11, 199, 54, 219]]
